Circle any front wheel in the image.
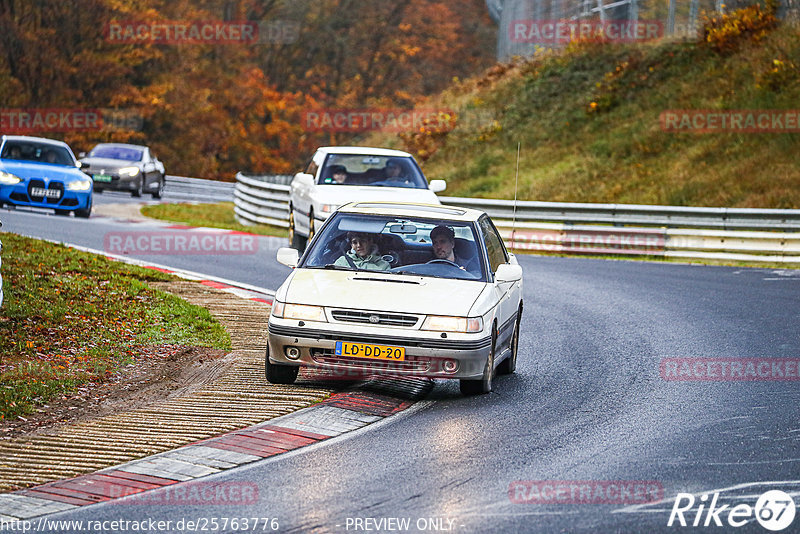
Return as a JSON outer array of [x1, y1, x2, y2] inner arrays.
[[288, 207, 304, 250], [497, 307, 521, 375], [460, 330, 495, 395], [265, 346, 299, 384], [131, 177, 142, 198], [75, 197, 92, 219], [151, 176, 164, 199], [306, 210, 316, 246]]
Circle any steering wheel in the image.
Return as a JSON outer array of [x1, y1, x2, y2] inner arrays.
[[426, 259, 461, 268]]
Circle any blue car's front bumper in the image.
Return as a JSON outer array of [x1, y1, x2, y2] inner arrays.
[[0, 180, 91, 211]]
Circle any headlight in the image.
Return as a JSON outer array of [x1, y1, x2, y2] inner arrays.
[[320, 204, 339, 213], [421, 315, 484, 333], [0, 171, 21, 185], [271, 301, 327, 322], [118, 166, 140, 177], [66, 180, 92, 191]]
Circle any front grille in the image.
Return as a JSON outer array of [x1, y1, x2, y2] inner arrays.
[[27, 179, 63, 204], [311, 350, 432, 373], [331, 309, 419, 327]]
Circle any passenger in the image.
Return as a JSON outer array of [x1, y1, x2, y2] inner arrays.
[[330, 165, 348, 184], [335, 232, 390, 271], [44, 150, 57, 163], [6, 146, 21, 160], [430, 225, 478, 272]]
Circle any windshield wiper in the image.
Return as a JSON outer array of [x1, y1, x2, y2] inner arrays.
[[321, 264, 353, 270]]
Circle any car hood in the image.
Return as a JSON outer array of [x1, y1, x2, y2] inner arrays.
[[283, 269, 485, 316], [312, 185, 440, 207], [0, 160, 87, 183], [80, 157, 141, 170]]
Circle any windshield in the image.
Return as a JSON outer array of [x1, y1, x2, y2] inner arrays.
[[317, 154, 428, 189], [88, 145, 143, 161], [302, 213, 486, 281], [0, 142, 74, 166]]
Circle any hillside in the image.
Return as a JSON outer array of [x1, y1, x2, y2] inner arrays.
[[375, 6, 800, 208]]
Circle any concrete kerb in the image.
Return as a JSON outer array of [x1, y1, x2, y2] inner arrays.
[[0, 242, 434, 521]]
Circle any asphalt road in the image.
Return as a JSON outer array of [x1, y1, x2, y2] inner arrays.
[[2, 198, 799, 533]]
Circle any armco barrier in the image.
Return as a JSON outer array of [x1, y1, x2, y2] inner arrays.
[[232, 173, 800, 263]]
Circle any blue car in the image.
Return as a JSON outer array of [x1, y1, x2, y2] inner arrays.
[[0, 135, 93, 217]]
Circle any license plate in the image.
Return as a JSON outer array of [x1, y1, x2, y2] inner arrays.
[[30, 187, 61, 198], [335, 341, 405, 361], [93, 174, 113, 183]]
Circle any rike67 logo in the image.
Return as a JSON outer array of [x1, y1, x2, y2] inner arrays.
[[668, 490, 796, 531]]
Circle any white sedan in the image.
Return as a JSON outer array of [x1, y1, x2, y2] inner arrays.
[[267, 202, 523, 395], [287, 146, 446, 250]]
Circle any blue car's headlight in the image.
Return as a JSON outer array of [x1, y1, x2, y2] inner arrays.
[[0, 171, 21, 185], [66, 180, 92, 191]]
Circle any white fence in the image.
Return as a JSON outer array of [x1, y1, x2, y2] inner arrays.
[[233, 173, 800, 263]]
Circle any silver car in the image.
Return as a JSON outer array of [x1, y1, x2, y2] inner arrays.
[[80, 143, 165, 198]]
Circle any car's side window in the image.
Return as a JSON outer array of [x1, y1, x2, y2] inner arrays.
[[479, 217, 507, 274], [304, 159, 318, 177]]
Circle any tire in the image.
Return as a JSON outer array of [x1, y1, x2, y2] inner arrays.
[[460, 329, 495, 395], [497, 306, 522, 375], [306, 210, 316, 247], [151, 176, 163, 199], [265, 346, 299, 384], [131, 177, 142, 198], [75, 197, 92, 219], [288, 206, 304, 250]]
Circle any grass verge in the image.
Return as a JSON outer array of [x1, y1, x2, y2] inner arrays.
[[141, 202, 288, 237], [0, 232, 231, 421]]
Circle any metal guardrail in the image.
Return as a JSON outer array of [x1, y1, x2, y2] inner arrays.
[[231, 173, 800, 263], [165, 175, 235, 202]]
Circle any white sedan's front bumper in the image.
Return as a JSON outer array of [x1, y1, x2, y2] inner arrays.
[[267, 318, 492, 380]]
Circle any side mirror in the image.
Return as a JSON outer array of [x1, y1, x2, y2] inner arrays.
[[79, 162, 90, 169], [495, 263, 522, 283], [293, 172, 314, 186], [429, 179, 446, 193], [277, 247, 300, 268]]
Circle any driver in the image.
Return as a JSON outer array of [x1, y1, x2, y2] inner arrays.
[[431, 225, 478, 272], [384, 158, 409, 182], [335, 232, 390, 271]]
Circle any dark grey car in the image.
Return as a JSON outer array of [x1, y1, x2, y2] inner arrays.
[[80, 143, 165, 198]]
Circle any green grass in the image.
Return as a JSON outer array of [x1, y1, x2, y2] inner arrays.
[[142, 202, 288, 237], [375, 16, 800, 209], [0, 233, 231, 421]]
